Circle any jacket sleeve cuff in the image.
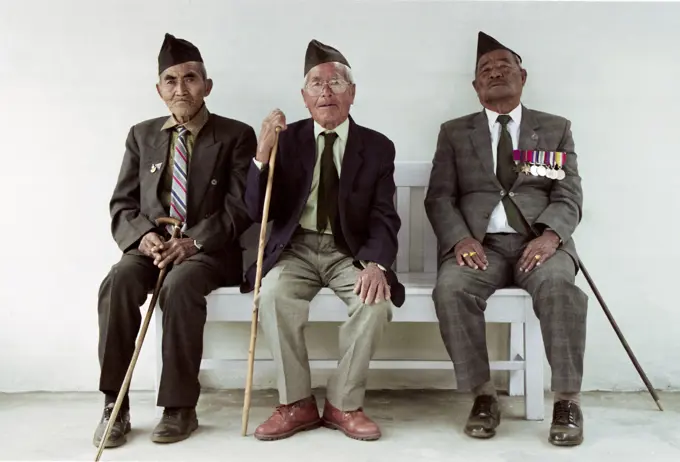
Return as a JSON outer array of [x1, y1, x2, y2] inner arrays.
[[360, 260, 387, 271]]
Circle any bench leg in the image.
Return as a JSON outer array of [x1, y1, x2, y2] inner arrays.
[[154, 301, 163, 418], [524, 299, 545, 421], [508, 322, 525, 396]]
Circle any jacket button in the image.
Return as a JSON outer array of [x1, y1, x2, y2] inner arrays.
[[500, 190, 505, 196], [278, 244, 284, 249], [210, 179, 217, 185], [204, 214, 209, 219], [509, 192, 515, 197]]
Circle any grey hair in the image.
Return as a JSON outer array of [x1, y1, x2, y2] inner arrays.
[[196, 62, 208, 80], [302, 62, 354, 89]]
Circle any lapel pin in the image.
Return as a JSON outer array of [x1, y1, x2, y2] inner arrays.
[[150, 162, 162, 173]]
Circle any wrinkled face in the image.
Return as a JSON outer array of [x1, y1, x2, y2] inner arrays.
[[301, 62, 355, 129], [473, 49, 526, 104], [156, 61, 213, 120]]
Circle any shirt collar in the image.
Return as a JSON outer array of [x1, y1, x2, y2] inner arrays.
[[485, 103, 522, 130], [161, 103, 210, 136], [313, 116, 350, 142]]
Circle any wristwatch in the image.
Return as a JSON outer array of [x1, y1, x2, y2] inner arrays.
[[193, 240, 203, 251]]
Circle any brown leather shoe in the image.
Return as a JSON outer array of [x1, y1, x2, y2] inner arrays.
[[464, 395, 501, 439], [254, 396, 321, 441], [321, 399, 381, 441], [549, 400, 584, 447]]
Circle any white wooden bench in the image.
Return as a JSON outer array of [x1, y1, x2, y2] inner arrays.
[[153, 160, 545, 421]]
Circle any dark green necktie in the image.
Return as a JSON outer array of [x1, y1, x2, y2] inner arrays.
[[317, 131, 339, 232], [496, 115, 531, 235]]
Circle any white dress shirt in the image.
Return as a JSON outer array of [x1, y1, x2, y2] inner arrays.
[[484, 103, 522, 234]]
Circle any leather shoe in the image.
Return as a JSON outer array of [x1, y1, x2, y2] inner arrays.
[[549, 400, 583, 446], [92, 403, 131, 448], [254, 396, 321, 441], [321, 399, 381, 441], [151, 407, 198, 444], [464, 395, 500, 439]]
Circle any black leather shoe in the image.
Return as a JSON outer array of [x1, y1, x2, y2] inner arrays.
[[92, 403, 131, 448], [464, 395, 500, 439], [549, 400, 583, 447], [151, 407, 198, 444]]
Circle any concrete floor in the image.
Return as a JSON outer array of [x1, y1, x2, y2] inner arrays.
[[1, 390, 679, 462]]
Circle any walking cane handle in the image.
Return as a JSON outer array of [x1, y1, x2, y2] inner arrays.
[[155, 217, 183, 229]]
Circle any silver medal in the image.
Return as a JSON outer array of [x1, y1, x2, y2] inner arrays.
[[537, 165, 547, 176], [556, 169, 566, 180]]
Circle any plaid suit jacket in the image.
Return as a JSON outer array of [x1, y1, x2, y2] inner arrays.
[[425, 105, 583, 269]]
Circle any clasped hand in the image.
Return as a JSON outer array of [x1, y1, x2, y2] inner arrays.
[[138, 232, 198, 269]]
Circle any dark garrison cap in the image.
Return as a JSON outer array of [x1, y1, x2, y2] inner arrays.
[[304, 39, 350, 76], [158, 33, 203, 75], [476, 31, 521, 67]]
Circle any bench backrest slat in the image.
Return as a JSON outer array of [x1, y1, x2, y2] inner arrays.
[[240, 161, 437, 274], [393, 161, 436, 274]]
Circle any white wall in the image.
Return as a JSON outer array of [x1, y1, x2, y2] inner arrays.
[[2, 0, 679, 394]]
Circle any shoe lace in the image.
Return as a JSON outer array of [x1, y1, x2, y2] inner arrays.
[[103, 405, 124, 422], [341, 408, 364, 419], [554, 401, 576, 425], [271, 404, 291, 419], [162, 408, 182, 422]]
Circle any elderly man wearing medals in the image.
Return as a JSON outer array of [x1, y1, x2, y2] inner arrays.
[[425, 31, 588, 447]]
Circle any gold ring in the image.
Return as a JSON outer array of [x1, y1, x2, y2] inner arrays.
[[469, 251, 477, 257], [535, 254, 541, 260], [463, 252, 469, 257]]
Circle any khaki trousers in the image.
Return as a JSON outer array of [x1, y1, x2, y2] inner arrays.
[[258, 230, 392, 411]]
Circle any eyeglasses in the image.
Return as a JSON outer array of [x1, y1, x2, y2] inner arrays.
[[304, 79, 350, 96]]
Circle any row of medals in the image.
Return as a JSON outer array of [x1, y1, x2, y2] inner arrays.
[[514, 162, 566, 180]]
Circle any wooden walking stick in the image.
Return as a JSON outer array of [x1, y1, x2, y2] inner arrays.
[[578, 258, 663, 411], [526, 224, 661, 410], [241, 126, 282, 436], [95, 217, 183, 461]]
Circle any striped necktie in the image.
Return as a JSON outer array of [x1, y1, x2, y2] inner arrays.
[[168, 126, 189, 234]]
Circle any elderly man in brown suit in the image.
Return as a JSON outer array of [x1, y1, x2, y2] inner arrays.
[[425, 32, 588, 447], [93, 34, 256, 448]]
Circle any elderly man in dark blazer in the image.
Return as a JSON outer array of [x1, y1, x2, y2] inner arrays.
[[242, 39, 403, 442], [425, 32, 588, 447], [94, 34, 256, 448]]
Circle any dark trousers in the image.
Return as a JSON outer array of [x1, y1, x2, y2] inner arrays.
[[97, 250, 226, 408], [433, 233, 588, 393]]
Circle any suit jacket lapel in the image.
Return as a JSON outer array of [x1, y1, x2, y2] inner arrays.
[[147, 128, 171, 202], [469, 111, 502, 188], [297, 119, 317, 201], [187, 116, 222, 223], [339, 116, 364, 199], [513, 105, 540, 189]]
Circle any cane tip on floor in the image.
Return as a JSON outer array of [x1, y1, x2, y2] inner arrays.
[[656, 400, 664, 412]]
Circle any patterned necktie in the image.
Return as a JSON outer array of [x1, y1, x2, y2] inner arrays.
[[168, 126, 189, 234], [496, 115, 531, 235], [317, 131, 339, 232]]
